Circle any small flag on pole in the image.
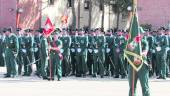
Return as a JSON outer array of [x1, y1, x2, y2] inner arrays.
[[43, 17, 55, 37]]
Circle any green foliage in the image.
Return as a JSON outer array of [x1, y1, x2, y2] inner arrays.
[[111, 0, 132, 13]]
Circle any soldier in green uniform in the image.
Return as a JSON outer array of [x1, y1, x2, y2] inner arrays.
[[0, 32, 5, 66], [33, 29, 42, 77], [87, 30, 95, 75], [75, 29, 88, 77], [22, 29, 34, 76], [16, 28, 24, 75], [164, 29, 170, 77], [105, 30, 115, 76], [93, 29, 105, 78], [60, 28, 71, 76], [48, 32, 63, 81], [150, 31, 158, 76], [1, 32, 6, 66], [166, 30, 170, 77], [155, 30, 169, 79], [114, 31, 127, 78], [70, 29, 77, 76], [4, 28, 19, 78], [75, 29, 81, 77], [145, 31, 156, 77], [127, 28, 150, 96], [39, 29, 49, 80]]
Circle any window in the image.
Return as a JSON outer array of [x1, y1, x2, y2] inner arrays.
[[84, 0, 90, 10], [68, 0, 72, 7], [48, 0, 55, 5]]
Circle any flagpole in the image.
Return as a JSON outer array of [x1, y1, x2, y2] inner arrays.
[[43, 17, 55, 81], [131, 0, 137, 96], [49, 41, 52, 80]]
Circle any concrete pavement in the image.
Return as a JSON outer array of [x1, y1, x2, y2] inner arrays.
[[0, 67, 169, 96]]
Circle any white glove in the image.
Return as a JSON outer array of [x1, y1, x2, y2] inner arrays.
[[77, 48, 81, 53], [156, 47, 161, 51], [22, 49, 27, 53], [94, 49, 98, 53], [60, 49, 64, 53], [106, 48, 110, 53]]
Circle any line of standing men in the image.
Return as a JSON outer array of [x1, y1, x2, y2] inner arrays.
[[0, 28, 63, 81], [0, 27, 169, 80]]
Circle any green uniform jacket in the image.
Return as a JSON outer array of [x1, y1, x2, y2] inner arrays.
[[4, 34, 19, 55], [40, 36, 48, 57], [76, 35, 88, 55], [60, 36, 71, 56]]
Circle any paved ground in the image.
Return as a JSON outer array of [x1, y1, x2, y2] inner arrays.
[[0, 67, 170, 96]]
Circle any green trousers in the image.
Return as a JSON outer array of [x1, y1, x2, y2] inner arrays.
[[5, 50, 18, 76], [93, 50, 105, 76], [128, 64, 150, 96], [23, 50, 33, 75], [40, 55, 48, 77], [156, 51, 167, 78], [62, 55, 71, 76], [49, 52, 62, 79]]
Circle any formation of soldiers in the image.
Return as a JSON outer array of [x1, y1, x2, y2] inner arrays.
[[0, 27, 169, 81]]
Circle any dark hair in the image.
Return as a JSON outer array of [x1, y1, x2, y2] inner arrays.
[[16, 28, 22, 32], [8, 27, 13, 33], [3, 28, 8, 33], [24, 29, 33, 32]]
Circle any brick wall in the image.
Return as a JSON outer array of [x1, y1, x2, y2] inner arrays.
[[0, 0, 17, 31], [138, 0, 170, 29]]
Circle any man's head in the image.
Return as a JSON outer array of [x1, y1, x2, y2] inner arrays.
[[16, 28, 24, 35], [4, 27, 12, 36], [53, 32, 60, 41], [24, 29, 33, 36], [165, 29, 170, 35], [78, 28, 84, 35]]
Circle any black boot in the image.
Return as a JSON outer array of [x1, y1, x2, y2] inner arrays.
[[4, 75, 11, 78], [92, 73, 97, 77], [114, 75, 119, 78], [43, 76, 48, 80]]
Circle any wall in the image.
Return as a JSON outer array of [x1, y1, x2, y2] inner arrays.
[[0, 0, 17, 31], [138, 0, 170, 29]]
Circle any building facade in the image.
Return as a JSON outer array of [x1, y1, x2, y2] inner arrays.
[[138, 0, 170, 29]]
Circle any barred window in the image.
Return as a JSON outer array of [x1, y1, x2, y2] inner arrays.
[[68, 0, 72, 7], [48, 0, 55, 5]]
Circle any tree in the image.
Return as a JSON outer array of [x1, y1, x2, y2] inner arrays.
[[71, 0, 77, 29], [88, 0, 92, 29], [95, 0, 132, 30], [101, 0, 105, 31], [113, 0, 132, 29]]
